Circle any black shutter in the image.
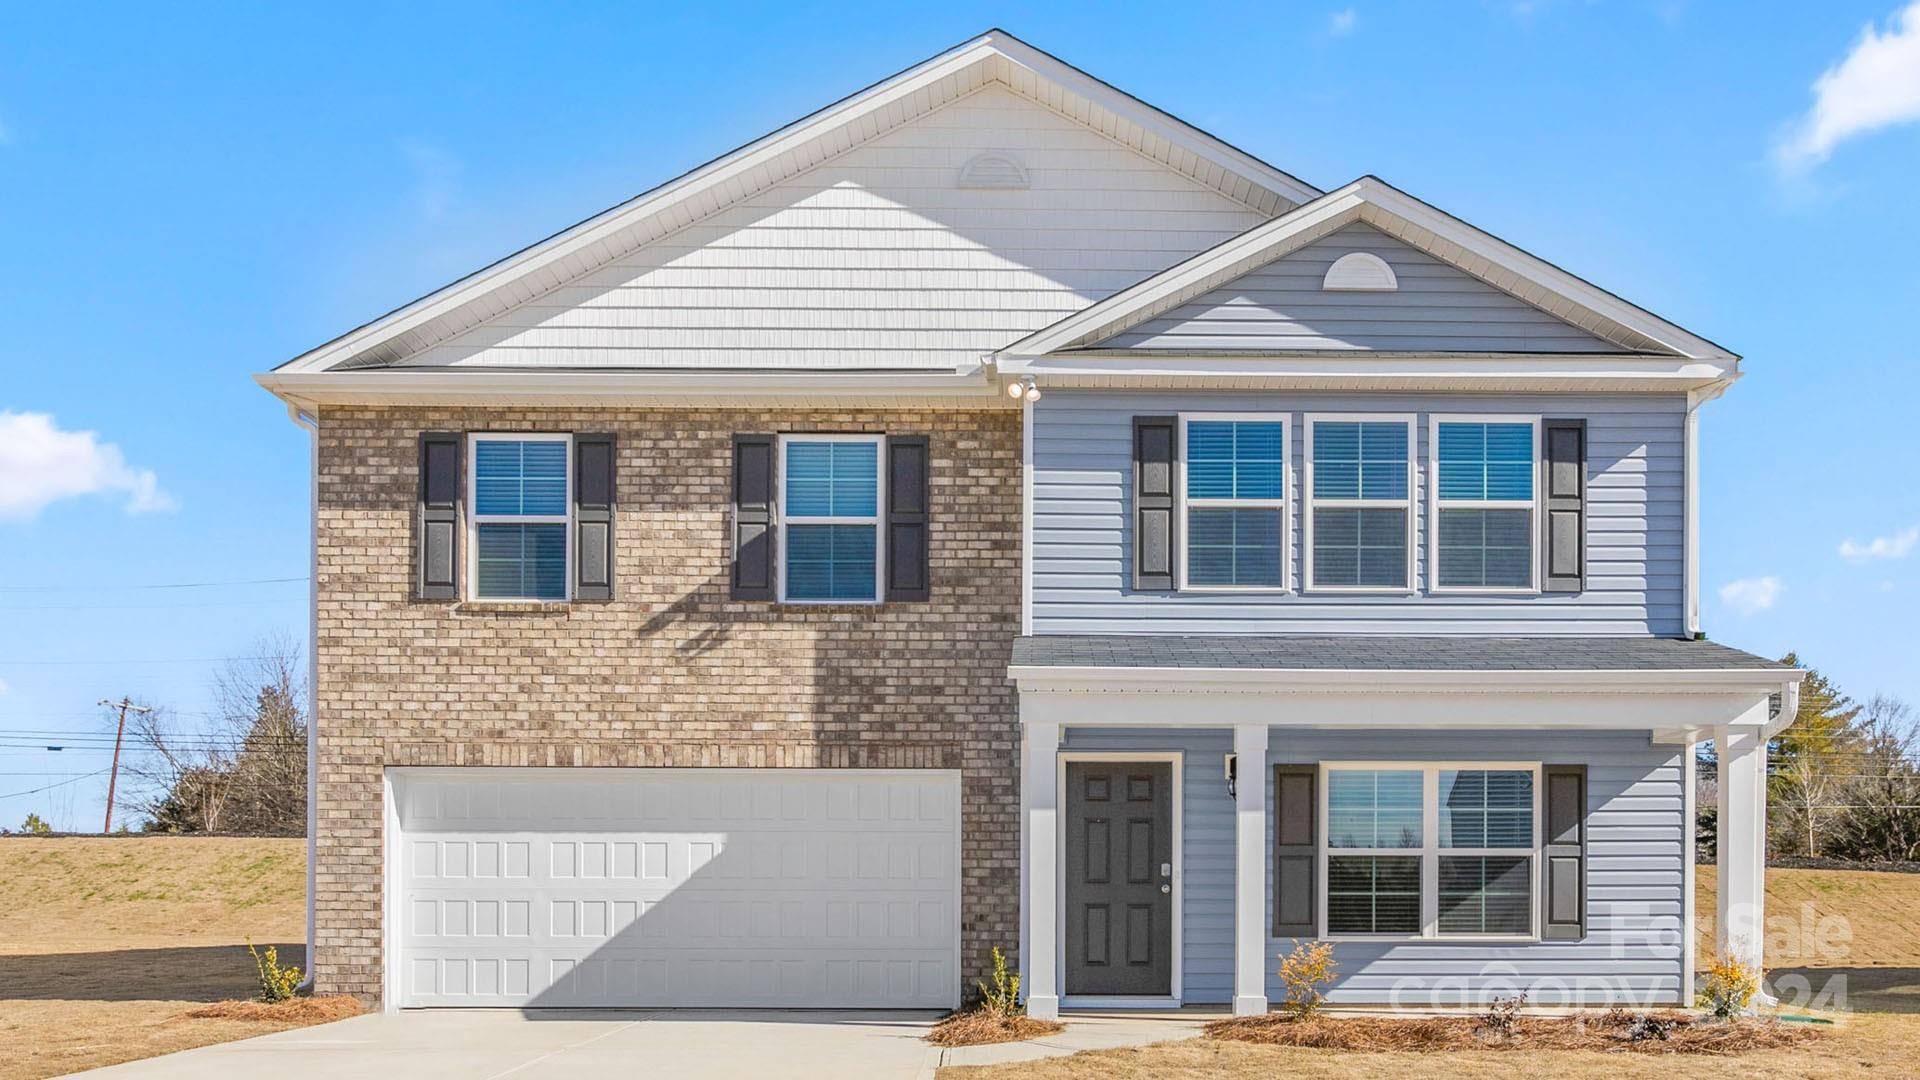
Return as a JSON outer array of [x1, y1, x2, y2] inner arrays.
[[886, 435, 930, 601], [731, 434, 777, 601], [1542, 764, 1588, 940], [1273, 765, 1317, 937], [1132, 416, 1178, 591], [573, 433, 615, 601], [417, 432, 462, 601], [1543, 419, 1587, 592]]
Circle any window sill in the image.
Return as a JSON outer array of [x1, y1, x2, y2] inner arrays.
[[451, 601, 575, 617]]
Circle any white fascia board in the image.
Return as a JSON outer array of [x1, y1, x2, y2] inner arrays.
[[255, 369, 1006, 410], [1008, 664, 1801, 697], [998, 352, 1736, 391], [1000, 176, 1741, 366], [275, 30, 1319, 378]]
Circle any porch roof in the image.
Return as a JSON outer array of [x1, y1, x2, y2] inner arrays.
[[1011, 634, 1787, 672]]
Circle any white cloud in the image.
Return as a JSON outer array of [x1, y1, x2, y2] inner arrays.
[[1719, 575, 1785, 615], [1328, 8, 1359, 36], [1840, 524, 1920, 562], [1776, 1, 1920, 170], [0, 411, 175, 520]]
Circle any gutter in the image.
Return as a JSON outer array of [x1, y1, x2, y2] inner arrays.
[[1009, 664, 1804, 699], [255, 367, 1006, 410], [284, 404, 319, 993]]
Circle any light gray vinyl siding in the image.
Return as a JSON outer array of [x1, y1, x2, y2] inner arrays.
[[1061, 728, 1685, 1006], [1031, 390, 1685, 636], [1100, 223, 1621, 353]]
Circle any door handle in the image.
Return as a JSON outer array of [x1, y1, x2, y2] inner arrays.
[[1160, 884, 1171, 894]]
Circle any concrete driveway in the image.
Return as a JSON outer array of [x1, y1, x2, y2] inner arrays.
[[71, 1009, 1206, 1079]]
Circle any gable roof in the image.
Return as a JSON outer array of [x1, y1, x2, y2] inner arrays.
[[998, 176, 1739, 366], [271, 29, 1321, 377]]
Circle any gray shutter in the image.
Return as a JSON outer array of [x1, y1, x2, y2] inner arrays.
[[573, 433, 615, 601], [1132, 416, 1177, 591], [1542, 764, 1588, 940], [886, 435, 930, 602], [731, 434, 777, 601], [417, 432, 462, 601], [1543, 419, 1586, 592], [1273, 765, 1317, 937]]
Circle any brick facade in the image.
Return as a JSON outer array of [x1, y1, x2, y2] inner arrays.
[[312, 405, 1021, 1005]]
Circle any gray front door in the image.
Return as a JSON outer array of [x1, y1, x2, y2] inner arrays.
[[1064, 761, 1173, 996]]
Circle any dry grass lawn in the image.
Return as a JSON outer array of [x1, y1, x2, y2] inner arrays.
[[943, 866, 1920, 1078], [0, 836, 320, 1080]]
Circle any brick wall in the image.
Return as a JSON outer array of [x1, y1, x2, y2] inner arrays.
[[313, 405, 1021, 1004]]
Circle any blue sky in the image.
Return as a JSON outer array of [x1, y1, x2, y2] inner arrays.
[[2, 2, 1918, 829]]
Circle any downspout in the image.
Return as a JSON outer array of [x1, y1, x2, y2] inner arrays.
[[1682, 382, 1730, 639], [285, 403, 319, 992]]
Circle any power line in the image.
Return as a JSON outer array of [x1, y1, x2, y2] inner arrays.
[[0, 576, 307, 593], [0, 655, 292, 667], [0, 769, 110, 800]]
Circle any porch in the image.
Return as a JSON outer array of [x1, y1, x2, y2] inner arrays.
[[1009, 635, 1802, 1019]]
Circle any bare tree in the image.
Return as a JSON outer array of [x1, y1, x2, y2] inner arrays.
[[128, 633, 308, 835], [1834, 695, 1920, 862]]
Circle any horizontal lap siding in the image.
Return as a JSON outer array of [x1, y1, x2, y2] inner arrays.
[[412, 86, 1267, 371], [1032, 390, 1685, 635], [1102, 223, 1619, 352]]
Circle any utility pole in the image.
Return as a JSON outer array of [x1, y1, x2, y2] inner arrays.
[[99, 697, 153, 834]]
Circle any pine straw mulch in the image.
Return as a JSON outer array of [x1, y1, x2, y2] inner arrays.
[[926, 1008, 1068, 1047], [1203, 1010, 1824, 1056], [181, 996, 366, 1023]]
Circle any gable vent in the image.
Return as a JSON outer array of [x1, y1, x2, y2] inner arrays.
[[958, 152, 1030, 189], [1322, 251, 1398, 291]]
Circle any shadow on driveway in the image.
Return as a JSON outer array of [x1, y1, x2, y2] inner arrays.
[[0, 944, 305, 1002]]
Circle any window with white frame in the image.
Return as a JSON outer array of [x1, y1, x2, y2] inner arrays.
[[779, 434, 882, 602], [470, 434, 570, 601], [1433, 419, 1539, 590], [1306, 417, 1413, 591], [1324, 764, 1539, 939], [1182, 417, 1286, 589]]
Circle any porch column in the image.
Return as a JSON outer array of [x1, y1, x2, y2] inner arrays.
[[1714, 723, 1768, 975], [1233, 723, 1270, 1016], [1024, 720, 1061, 1020]]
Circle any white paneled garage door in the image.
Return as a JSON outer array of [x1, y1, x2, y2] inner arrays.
[[389, 768, 960, 1009]]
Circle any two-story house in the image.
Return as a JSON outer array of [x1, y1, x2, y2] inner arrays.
[[259, 30, 1802, 1018]]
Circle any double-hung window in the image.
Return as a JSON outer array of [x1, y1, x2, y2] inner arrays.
[[1323, 763, 1539, 939], [778, 434, 883, 603], [1305, 415, 1413, 591], [470, 434, 571, 601], [1432, 417, 1540, 591], [1181, 416, 1287, 590]]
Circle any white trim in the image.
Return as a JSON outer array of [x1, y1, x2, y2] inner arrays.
[[1427, 414, 1543, 596], [270, 30, 1317, 377], [256, 369, 1004, 411], [1177, 413, 1291, 593], [1682, 736, 1698, 999], [1302, 413, 1416, 594], [1011, 664, 1800, 697], [776, 433, 886, 605], [466, 432, 573, 602], [1022, 395, 1035, 636], [998, 176, 1739, 364], [381, 768, 400, 1013], [1055, 751, 1184, 1004], [1317, 761, 1543, 944], [1061, 995, 1184, 1010]]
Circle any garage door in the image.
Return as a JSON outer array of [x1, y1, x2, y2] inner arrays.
[[390, 768, 960, 1009]]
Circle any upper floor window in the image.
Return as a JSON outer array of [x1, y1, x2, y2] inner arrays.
[[1305, 416, 1413, 592], [1432, 418, 1539, 592], [1181, 417, 1286, 590], [779, 435, 882, 602], [470, 434, 570, 601], [1324, 763, 1538, 940]]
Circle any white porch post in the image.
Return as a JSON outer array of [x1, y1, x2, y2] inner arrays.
[[1024, 720, 1061, 1020], [1714, 722, 1768, 975], [1233, 723, 1270, 1016]]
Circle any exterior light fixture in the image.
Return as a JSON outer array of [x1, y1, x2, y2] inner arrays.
[[1021, 378, 1041, 402], [1006, 380, 1025, 399]]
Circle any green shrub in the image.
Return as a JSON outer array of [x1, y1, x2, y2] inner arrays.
[[249, 943, 302, 1003], [976, 946, 1024, 1018]]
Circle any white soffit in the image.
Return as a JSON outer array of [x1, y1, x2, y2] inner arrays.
[[997, 176, 1741, 367], [272, 29, 1321, 377]]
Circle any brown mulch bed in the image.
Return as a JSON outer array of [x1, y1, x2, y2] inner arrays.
[[1203, 1010, 1824, 1055], [926, 1008, 1067, 1047], [181, 996, 365, 1023]]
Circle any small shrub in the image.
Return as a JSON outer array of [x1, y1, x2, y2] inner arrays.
[[976, 945, 1023, 1018], [1697, 950, 1761, 1019], [1277, 940, 1338, 1018], [19, 813, 53, 836], [249, 943, 302, 1003], [1476, 992, 1527, 1038], [1625, 1012, 1674, 1042]]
